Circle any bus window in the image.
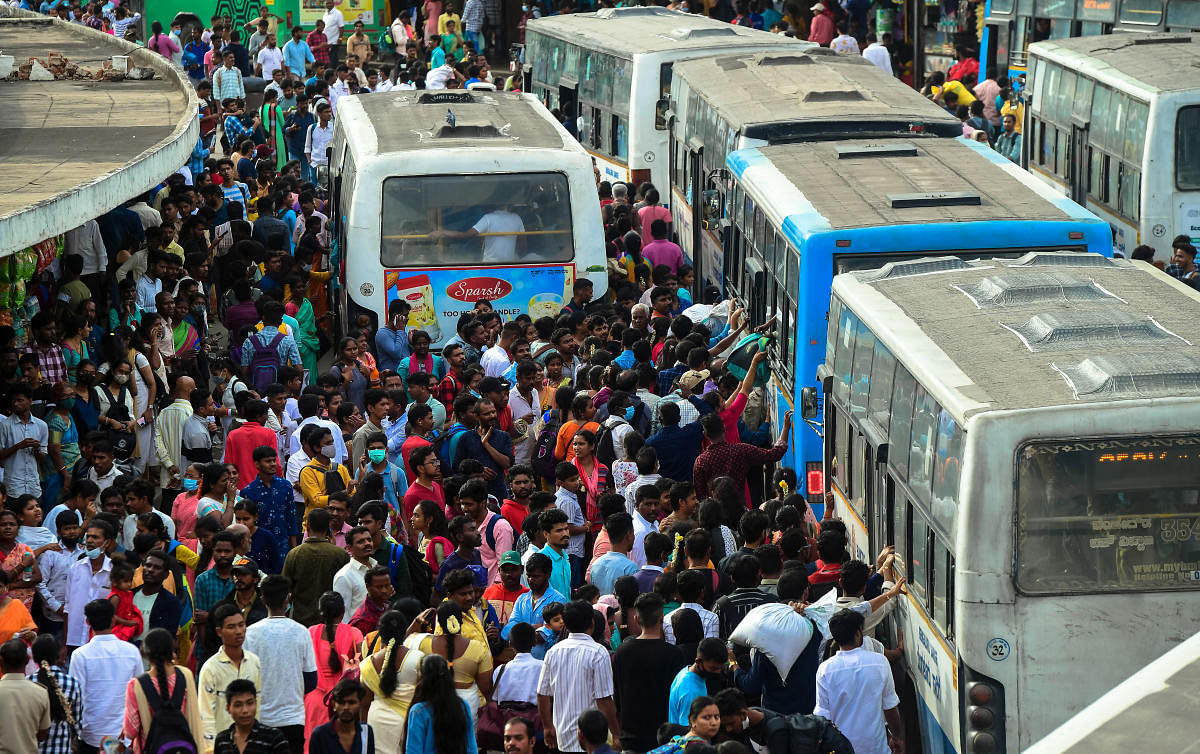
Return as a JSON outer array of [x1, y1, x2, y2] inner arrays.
[[1124, 99, 1148, 163], [1177, 106, 1200, 190], [615, 118, 629, 161], [888, 367, 917, 479], [849, 319, 874, 419], [1089, 148, 1105, 201], [833, 407, 850, 496], [1167, 0, 1200, 27], [931, 409, 963, 533], [833, 307, 857, 405], [907, 386, 938, 505], [1091, 84, 1111, 152], [380, 173, 575, 267], [1073, 76, 1094, 121], [611, 59, 630, 112], [932, 536, 953, 635], [1107, 154, 1120, 208], [1119, 164, 1141, 219], [867, 339, 895, 433], [657, 63, 673, 130], [826, 298, 841, 367], [1119, 0, 1163, 24], [1016, 435, 1200, 593], [909, 506, 929, 604]]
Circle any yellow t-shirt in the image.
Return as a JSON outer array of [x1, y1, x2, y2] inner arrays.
[[1001, 99, 1025, 134], [438, 12, 461, 35], [934, 79, 977, 107]]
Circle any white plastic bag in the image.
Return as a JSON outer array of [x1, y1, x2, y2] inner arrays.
[[729, 602, 815, 679], [798, 585, 840, 643]]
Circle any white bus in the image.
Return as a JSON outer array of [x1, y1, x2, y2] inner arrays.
[[328, 90, 606, 346], [666, 49, 962, 290], [1024, 32, 1200, 254], [815, 253, 1200, 752], [522, 7, 805, 190]]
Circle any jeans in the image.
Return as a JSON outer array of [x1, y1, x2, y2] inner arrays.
[[467, 29, 485, 55], [569, 554, 583, 591]]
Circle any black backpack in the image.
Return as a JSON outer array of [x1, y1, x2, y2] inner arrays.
[[595, 417, 626, 467], [137, 671, 198, 754], [765, 711, 855, 754], [532, 411, 562, 482], [396, 541, 433, 605]]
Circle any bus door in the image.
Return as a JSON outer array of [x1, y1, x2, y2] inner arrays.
[[1068, 117, 1090, 205], [686, 137, 704, 276], [558, 77, 579, 135]]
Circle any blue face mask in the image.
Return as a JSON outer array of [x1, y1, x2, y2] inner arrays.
[[182, 477, 199, 491], [623, 405, 636, 421], [86, 547, 103, 560]]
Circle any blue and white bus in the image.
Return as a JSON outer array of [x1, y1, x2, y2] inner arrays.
[[718, 137, 1112, 509]]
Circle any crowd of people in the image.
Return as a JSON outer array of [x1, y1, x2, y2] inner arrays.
[[0, 164, 913, 754]]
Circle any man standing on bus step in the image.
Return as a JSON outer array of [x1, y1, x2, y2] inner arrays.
[[305, 103, 334, 180], [641, 219, 683, 275]]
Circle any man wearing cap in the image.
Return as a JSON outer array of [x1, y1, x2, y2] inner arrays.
[[808, 1, 835, 46], [204, 556, 269, 652], [482, 551, 530, 625]]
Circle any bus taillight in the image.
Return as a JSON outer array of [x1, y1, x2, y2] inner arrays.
[[1069, 231, 1084, 240], [806, 462, 823, 496], [961, 663, 1006, 753]]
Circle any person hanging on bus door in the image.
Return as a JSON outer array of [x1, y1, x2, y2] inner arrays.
[[429, 204, 526, 264]]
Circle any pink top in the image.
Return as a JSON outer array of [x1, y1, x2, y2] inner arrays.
[[641, 239, 684, 275], [171, 491, 201, 553], [719, 392, 747, 445], [148, 33, 181, 58], [638, 205, 672, 232]]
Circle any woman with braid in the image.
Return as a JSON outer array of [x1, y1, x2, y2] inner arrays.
[[303, 592, 363, 751], [30, 634, 82, 754], [358, 610, 425, 754]]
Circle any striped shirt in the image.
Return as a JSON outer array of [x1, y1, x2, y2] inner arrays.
[[536, 633, 615, 751], [213, 721, 290, 754], [213, 66, 245, 100], [713, 587, 774, 639], [28, 666, 82, 754]]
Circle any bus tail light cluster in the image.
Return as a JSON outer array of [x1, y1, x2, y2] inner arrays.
[[805, 462, 823, 497], [1068, 231, 1084, 240], [960, 663, 1006, 754]]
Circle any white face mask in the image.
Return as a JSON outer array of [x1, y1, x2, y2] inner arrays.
[[115, 374, 130, 385], [320, 444, 337, 459]]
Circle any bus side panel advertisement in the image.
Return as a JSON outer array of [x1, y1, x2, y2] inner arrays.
[[384, 265, 575, 348]]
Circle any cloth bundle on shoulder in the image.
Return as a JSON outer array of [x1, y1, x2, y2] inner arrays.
[[728, 588, 840, 677]]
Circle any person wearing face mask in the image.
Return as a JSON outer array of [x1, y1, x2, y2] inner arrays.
[[356, 432, 408, 524], [70, 359, 102, 434], [45, 382, 82, 507], [169, 463, 205, 553], [64, 518, 118, 650], [298, 427, 353, 522], [95, 359, 139, 464]]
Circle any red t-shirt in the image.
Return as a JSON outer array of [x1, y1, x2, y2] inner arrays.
[[481, 582, 529, 625], [226, 423, 281, 489], [500, 499, 529, 532], [403, 480, 445, 519]]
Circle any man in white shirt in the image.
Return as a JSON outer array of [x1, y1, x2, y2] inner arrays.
[[492, 621, 543, 706], [663, 570, 719, 643], [536, 600, 622, 753], [480, 322, 520, 377], [288, 400, 346, 464], [256, 34, 285, 78], [507, 363, 540, 465], [306, 102, 334, 167], [69, 597, 144, 751], [332, 526, 377, 621], [65, 220, 108, 298], [321, 0, 345, 64], [244, 575, 319, 753], [630, 485, 659, 567], [622, 449, 661, 517], [0, 387, 48, 498], [862, 33, 893, 75], [35, 511, 85, 632], [814, 609, 902, 754]]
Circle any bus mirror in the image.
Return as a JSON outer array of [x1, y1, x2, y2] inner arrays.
[[702, 189, 720, 222], [800, 386, 819, 419]]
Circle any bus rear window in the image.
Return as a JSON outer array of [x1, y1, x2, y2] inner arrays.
[[380, 173, 574, 267], [1177, 107, 1200, 191], [1016, 436, 1200, 594]]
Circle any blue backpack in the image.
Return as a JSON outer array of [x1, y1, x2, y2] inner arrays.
[[440, 424, 470, 471]]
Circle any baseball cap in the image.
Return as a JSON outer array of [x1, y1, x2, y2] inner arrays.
[[810, 1, 824, 10], [231, 555, 259, 574], [499, 550, 522, 568], [679, 369, 710, 391]]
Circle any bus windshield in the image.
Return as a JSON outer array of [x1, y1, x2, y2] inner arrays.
[[380, 173, 574, 267], [1016, 436, 1200, 594]]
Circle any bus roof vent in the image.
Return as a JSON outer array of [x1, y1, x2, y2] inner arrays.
[[1005, 251, 1130, 268], [804, 90, 867, 103], [596, 6, 674, 17], [856, 256, 972, 282], [888, 191, 981, 208], [418, 92, 475, 104], [434, 122, 505, 138], [1131, 34, 1193, 45], [954, 272, 1125, 309], [1053, 353, 1200, 400], [1003, 311, 1188, 352], [716, 57, 747, 71], [835, 142, 917, 159], [664, 26, 740, 40], [755, 54, 815, 66]]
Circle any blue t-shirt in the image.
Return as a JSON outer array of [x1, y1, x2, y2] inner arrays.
[[457, 428, 512, 500], [588, 551, 639, 595], [668, 667, 708, 725]]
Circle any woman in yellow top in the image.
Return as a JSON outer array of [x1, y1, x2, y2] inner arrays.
[[403, 601, 492, 724], [359, 611, 424, 754], [299, 427, 354, 521]]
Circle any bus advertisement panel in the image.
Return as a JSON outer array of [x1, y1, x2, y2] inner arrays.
[[383, 264, 576, 348]]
